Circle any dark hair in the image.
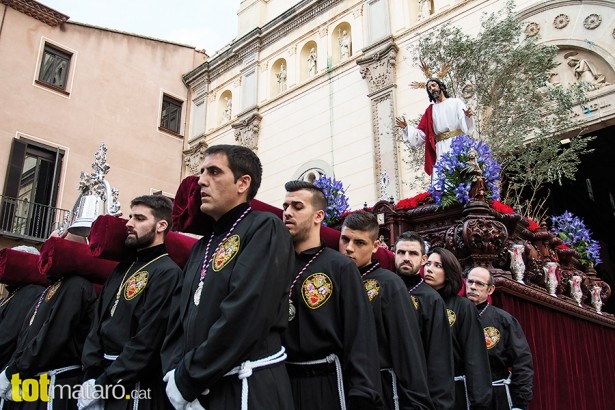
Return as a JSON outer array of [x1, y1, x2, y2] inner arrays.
[[427, 247, 462, 300], [342, 211, 379, 241], [204, 145, 262, 201], [130, 195, 173, 234], [284, 180, 327, 212], [395, 231, 426, 255], [426, 78, 450, 103]]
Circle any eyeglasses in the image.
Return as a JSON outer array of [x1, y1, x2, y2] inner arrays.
[[466, 279, 490, 288]]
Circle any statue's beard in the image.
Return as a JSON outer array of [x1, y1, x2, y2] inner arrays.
[[430, 89, 441, 100]]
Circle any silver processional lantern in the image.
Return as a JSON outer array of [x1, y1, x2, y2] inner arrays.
[[60, 144, 122, 237]]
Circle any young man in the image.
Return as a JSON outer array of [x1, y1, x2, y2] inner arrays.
[[162, 145, 295, 410], [339, 212, 433, 410], [394, 231, 454, 410], [79, 195, 182, 410], [282, 180, 382, 410], [466, 267, 534, 410]]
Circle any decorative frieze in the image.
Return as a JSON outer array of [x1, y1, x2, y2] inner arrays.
[[232, 113, 262, 152], [183, 140, 208, 175]]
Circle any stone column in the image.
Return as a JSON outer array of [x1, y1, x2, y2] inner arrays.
[[357, 39, 400, 201]]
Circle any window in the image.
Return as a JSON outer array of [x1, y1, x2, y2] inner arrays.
[[1, 139, 64, 239], [160, 95, 182, 134], [38, 43, 71, 90]]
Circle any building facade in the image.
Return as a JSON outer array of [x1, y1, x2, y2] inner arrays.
[[181, 0, 614, 211], [0, 0, 206, 248]]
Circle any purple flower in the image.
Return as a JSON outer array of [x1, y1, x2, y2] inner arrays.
[[430, 135, 501, 207], [313, 175, 350, 226], [551, 211, 602, 266]]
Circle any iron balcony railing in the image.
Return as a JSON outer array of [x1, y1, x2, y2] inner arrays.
[[0, 194, 69, 242]]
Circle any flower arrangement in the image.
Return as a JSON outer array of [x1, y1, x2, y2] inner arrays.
[[428, 135, 502, 208], [396, 192, 432, 210], [313, 175, 350, 227], [551, 210, 602, 267]]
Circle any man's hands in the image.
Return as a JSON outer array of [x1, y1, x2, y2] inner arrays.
[[164, 369, 189, 410], [0, 370, 11, 400], [77, 379, 101, 410]]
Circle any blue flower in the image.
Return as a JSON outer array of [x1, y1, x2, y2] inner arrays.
[[430, 135, 501, 208], [551, 211, 602, 267], [313, 176, 350, 227]]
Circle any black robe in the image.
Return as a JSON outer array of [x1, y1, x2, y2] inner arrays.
[[401, 274, 454, 410], [284, 246, 382, 410], [82, 244, 182, 410], [361, 263, 433, 410], [443, 295, 492, 410], [476, 302, 533, 410], [162, 203, 295, 410], [4, 275, 97, 410], [0, 284, 45, 370]]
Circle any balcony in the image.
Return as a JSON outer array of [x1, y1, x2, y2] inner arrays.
[[0, 195, 69, 243]]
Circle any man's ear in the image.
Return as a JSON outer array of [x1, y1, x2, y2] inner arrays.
[[157, 219, 168, 234], [314, 209, 325, 225], [237, 175, 252, 196], [487, 285, 496, 297]]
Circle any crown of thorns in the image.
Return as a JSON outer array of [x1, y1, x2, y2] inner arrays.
[[409, 60, 450, 89]]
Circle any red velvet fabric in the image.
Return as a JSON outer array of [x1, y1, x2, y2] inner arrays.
[[88, 214, 198, 269], [38, 236, 118, 284], [492, 292, 615, 410], [172, 176, 396, 270], [418, 104, 436, 176], [0, 249, 48, 286]]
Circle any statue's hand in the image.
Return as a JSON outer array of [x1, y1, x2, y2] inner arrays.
[[395, 117, 407, 129], [464, 107, 473, 117]]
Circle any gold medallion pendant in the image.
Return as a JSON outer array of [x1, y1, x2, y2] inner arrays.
[[194, 281, 204, 306]]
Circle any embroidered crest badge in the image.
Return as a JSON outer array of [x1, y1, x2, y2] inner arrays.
[[124, 271, 149, 300], [213, 234, 240, 272], [447, 309, 457, 327], [484, 326, 501, 349], [45, 281, 62, 301], [411, 295, 420, 310], [364, 279, 380, 301], [302, 273, 333, 309]]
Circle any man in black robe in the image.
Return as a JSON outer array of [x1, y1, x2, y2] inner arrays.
[[0, 274, 97, 409], [0, 246, 46, 371], [79, 195, 182, 410], [339, 212, 433, 410], [394, 232, 454, 410], [466, 267, 534, 410], [162, 145, 295, 410], [282, 181, 382, 410]]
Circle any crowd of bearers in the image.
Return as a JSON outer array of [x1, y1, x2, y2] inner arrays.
[[339, 211, 433, 410], [282, 181, 383, 410]]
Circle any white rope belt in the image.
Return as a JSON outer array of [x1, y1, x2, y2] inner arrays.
[[36, 365, 82, 410], [492, 373, 513, 409], [286, 353, 346, 410], [217, 346, 287, 410], [103, 353, 140, 410], [380, 368, 399, 410], [454, 375, 470, 410]]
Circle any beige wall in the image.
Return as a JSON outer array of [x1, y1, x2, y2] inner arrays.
[[0, 2, 205, 232]]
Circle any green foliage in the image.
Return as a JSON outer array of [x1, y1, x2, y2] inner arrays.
[[411, 0, 595, 222]]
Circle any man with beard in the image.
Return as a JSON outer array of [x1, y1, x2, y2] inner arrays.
[[395, 78, 474, 180], [465, 267, 533, 410], [394, 231, 454, 410], [282, 181, 382, 410], [339, 212, 433, 410], [162, 145, 295, 410], [79, 195, 182, 410]]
